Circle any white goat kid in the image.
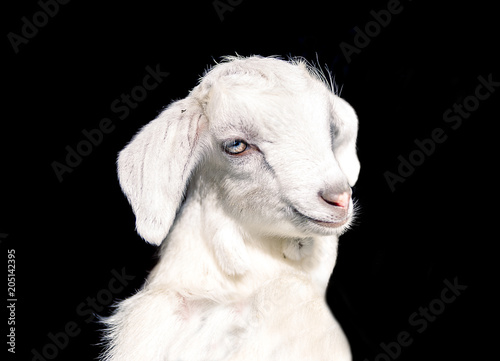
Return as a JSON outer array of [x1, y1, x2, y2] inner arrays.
[[102, 56, 360, 361]]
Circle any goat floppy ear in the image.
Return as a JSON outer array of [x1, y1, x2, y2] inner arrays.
[[331, 95, 361, 187], [117, 97, 207, 245]]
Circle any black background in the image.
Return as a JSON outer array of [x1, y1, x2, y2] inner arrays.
[[2, 1, 498, 360]]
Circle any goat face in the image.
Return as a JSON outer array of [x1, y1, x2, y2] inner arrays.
[[117, 56, 360, 246], [195, 57, 360, 240]]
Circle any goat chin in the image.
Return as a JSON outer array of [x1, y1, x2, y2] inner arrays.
[[102, 55, 359, 361]]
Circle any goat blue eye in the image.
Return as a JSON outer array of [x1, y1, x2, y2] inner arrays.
[[223, 140, 248, 154]]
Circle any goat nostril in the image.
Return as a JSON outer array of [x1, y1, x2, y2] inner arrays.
[[320, 191, 350, 209]]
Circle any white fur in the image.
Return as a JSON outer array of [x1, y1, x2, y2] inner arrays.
[[102, 56, 360, 361]]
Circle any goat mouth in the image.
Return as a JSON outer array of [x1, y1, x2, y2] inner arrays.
[[292, 209, 350, 229], [308, 217, 349, 228]]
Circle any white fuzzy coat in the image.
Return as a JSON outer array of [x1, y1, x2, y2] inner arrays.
[[102, 56, 360, 361]]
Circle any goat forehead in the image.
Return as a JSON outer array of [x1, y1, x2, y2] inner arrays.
[[263, 98, 330, 142], [200, 58, 340, 145], [209, 85, 332, 140]]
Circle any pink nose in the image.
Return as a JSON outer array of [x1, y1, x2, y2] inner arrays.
[[320, 190, 350, 209]]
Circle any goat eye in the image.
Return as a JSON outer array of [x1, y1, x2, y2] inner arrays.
[[223, 140, 248, 155]]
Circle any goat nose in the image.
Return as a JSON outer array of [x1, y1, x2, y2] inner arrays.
[[320, 190, 350, 209]]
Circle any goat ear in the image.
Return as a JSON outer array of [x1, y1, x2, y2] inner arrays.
[[117, 98, 207, 245], [331, 96, 361, 187]]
